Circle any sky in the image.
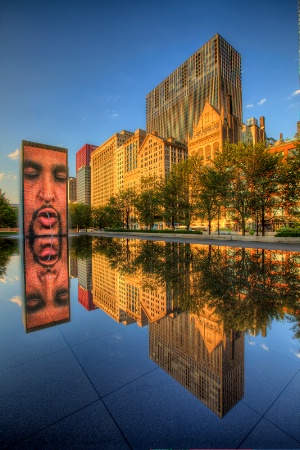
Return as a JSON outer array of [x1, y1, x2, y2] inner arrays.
[[0, 0, 298, 204]]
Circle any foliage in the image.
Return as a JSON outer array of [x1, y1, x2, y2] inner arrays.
[[0, 238, 19, 278], [0, 192, 17, 228], [275, 227, 300, 237], [214, 142, 282, 235], [69, 203, 92, 230], [134, 176, 162, 229]]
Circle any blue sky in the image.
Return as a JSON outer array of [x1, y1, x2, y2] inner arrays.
[[0, 0, 298, 203]]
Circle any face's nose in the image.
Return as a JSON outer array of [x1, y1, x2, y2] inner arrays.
[[38, 174, 55, 203]]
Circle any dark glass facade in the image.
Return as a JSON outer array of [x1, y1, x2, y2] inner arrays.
[[146, 34, 242, 142]]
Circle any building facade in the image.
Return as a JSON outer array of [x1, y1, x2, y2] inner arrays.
[[241, 117, 266, 145], [91, 130, 134, 208], [146, 34, 242, 143], [76, 144, 97, 206], [68, 177, 77, 203], [76, 144, 97, 173], [76, 166, 92, 205], [139, 132, 188, 179], [188, 101, 240, 163]]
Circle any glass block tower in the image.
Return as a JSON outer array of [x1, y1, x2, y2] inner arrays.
[[146, 34, 242, 143]]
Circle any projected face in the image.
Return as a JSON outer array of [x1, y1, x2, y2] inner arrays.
[[24, 236, 70, 331], [23, 143, 67, 237]]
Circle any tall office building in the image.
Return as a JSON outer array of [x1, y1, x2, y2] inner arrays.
[[68, 176, 77, 203], [146, 34, 242, 143], [76, 144, 97, 172], [76, 144, 97, 205], [91, 130, 134, 208]]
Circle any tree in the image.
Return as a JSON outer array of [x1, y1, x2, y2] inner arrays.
[[69, 203, 92, 230], [92, 206, 109, 230], [197, 165, 229, 235], [246, 143, 282, 235], [115, 188, 138, 229], [214, 142, 281, 236], [134, 176, 162, 229], [279, 142, 300, 222], [104, 196, 123, 229], [159, 167, 187, 229], [0, 192, 17, 228]]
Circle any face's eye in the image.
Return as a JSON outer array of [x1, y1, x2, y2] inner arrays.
[[53, 165, 67, 183], [55, 289, 69, 307], [24, 168, 39, 179], [54, 172, 67, 183], [26, 294, 45, 313]]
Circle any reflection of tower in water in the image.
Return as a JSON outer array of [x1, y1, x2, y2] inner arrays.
[[149, 306, 244, 417], [78, 257, 96, 311]]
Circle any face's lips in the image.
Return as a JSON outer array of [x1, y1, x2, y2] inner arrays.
[[37, 208, 58, 228], [37, 245, 59, 266]]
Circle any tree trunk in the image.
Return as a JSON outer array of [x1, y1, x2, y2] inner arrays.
[[261, 206, 265, 236]]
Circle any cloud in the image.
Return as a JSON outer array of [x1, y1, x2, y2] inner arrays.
[[110, 111, 119, 119], [246, 104, 254, 108], [7, 149, 19, 160], [291, 89, 300, 97], [260, 343, 269, 351], [0, 172, 17, 181], [257, 98, 267, 106], [10, 296, 22, 307]]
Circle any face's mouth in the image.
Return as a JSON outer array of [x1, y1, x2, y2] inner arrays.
[[37, 208, 58, 229], [37, 244, 59, 265]]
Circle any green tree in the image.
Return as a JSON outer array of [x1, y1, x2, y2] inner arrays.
[[197, 165, 229, 235], [69, 203, 92, 230], [0, 192, 17, 228], [279, 141, 300, 222], [92, 206, 109, 229], [134, 176, 162, 229], [159, 167, 187, 229], [114, 188, 137, 229], [104, 196, 123, 229], [246, 143, 282, 235]]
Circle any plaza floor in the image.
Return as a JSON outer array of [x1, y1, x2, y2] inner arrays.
[[0, 236, 300, 449]]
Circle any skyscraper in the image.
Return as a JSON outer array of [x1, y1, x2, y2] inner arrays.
[[76, 144, 97, 205], [146, 34, 242, 143]]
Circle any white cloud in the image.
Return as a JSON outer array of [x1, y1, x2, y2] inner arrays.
[[257, 98, 267, 106], [111, 112, 119, 119], [7, 149, 19, 160], [0, 172, 17, 181], [10, 296, 22, 307], [291, 89, 300, 97], [246, 104, 254, 108], [260, 343, 269, 351]]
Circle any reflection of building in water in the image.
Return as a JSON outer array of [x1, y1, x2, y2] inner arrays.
[[69, 253, 78, 278], [78, 257, 96, 311], [92, 240, 175, 326], [23, 237, 70, 332], [149, 307, 244, 417], [92, 251, 135, 324]]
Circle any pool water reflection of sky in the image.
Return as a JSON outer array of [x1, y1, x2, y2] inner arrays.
[[1, 236, 300, 449]]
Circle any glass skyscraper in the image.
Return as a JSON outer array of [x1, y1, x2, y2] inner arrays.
[[146, 34, 242, 143]]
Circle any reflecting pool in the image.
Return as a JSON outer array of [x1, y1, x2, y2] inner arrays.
[[1, 236, 300, 449]]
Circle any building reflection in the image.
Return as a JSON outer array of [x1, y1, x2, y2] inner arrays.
[[23, 236, 70, 332], [149, 308, 244, 417], [78, 256, 96, 311], [70, 237, 300, 417]]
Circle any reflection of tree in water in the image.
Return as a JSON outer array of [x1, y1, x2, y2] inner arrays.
[[0, 238, 19, 279], [87, 237, 300, 340], [190, 246, 300, 336], [69, 235, 93, 260]]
